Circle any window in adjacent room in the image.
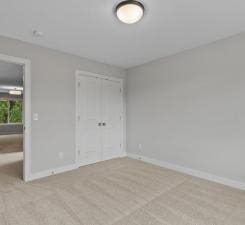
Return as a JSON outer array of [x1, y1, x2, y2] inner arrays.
[[0, 99, 22, 124]]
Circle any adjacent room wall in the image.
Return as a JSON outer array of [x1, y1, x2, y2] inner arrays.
[[0, 35, 126, 174], [127, 33, 245, 184]]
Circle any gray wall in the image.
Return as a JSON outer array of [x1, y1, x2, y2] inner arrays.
[[0, 60, 23, 86], [127, 33, 245, 183], [0, 36, 126, 174]]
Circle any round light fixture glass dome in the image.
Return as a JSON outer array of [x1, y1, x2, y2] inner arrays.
[[116, 0, 144, 24]]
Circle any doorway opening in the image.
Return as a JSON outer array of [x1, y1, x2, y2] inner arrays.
[[0, 53, 31, 182]]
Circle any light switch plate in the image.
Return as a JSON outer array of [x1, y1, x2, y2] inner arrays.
[[33, 113, 39, 121]]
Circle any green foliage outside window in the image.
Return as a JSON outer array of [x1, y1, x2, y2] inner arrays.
[[0, 99, 22, 124], [0, 100, 8, 123], [9, 100, 22, 123]]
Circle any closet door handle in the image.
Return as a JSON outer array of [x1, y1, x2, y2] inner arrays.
[[102, 122, 106, 126]]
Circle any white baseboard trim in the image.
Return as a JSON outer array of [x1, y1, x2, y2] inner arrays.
[[27, 153, 126, 182], [127, 153, 245, 191], [27, 164, 78, 182], [121, 152, 128, 158]]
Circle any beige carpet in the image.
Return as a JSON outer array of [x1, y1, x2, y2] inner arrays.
[[0, 142, 244, 224]]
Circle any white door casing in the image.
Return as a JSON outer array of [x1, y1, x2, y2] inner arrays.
[[0, 53, 31, 182]]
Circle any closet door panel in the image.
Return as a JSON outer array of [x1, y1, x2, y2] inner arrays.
[[77, 76, 102, 165], [102, 79, 122, 160]]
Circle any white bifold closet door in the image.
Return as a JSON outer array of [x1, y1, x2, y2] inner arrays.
[[77, 74, 123, 166]]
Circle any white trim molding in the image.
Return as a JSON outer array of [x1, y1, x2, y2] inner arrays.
[[0, 53, 31, 182], [28, 164, 78, 181], [75, 70, 123, 83], [127, 153, 245, 191]]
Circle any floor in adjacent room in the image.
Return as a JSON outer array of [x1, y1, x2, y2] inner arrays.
[[0, 134, 23, 183], [0, 154, 244, 224]]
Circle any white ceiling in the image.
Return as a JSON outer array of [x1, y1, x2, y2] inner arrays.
[[0, 60, 23, 86], [0, 0, 245, 68]]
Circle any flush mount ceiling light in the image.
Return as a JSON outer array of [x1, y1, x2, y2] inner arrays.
[[116, 0, 145, 24], [9, 90, 22, 95], [6, 86, 23, 96]]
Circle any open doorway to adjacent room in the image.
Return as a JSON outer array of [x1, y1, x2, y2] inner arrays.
[[0, 60, 24, 182], [0, 54, 31, 182]]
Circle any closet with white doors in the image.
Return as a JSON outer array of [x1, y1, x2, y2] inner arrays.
[[76, 72, 123, 166]]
